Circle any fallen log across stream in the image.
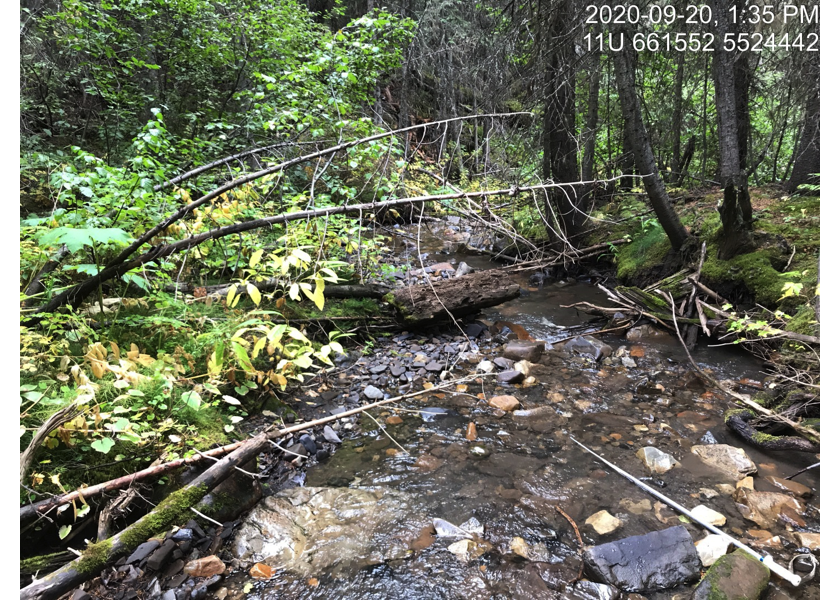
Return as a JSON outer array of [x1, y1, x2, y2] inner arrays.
[[384, 269, 520, 326]]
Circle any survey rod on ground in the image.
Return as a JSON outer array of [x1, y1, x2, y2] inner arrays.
[[569, 436, 803, 586]]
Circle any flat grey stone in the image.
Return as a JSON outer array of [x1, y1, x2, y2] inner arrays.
[[126, 540, 160, 564], [363, 385, 384, 400], [584, 526, 701, 592]]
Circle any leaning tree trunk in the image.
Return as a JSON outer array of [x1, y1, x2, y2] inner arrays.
[[787, 85, 820, 193], [711, 0, 753, 260], [612, 41, 688, 252]]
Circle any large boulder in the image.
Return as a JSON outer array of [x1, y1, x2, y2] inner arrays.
[[690, 444, 757, 480], [691, 550, 770, 600], [584, 526, 702, 592], [232, 487, 427, 577]]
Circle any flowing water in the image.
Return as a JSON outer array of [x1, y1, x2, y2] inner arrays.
[[227, 220, 819, 599]]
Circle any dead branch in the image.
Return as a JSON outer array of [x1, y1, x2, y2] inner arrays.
[[555, 505, 584, 583], [30, 181, 605, 318], [106, 112, 532, 272], [20, 403, 84, 486], [97, 487, 140, 542]]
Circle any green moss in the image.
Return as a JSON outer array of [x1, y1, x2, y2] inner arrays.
[[702, 244, 788, 307], [76, 483, 208, 575], [695, 549, 769, 600], [786, 306, 817, 336], [615, 227, 671, 280], [20, 552, 71, 573]]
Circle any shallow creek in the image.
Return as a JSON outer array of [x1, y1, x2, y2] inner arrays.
[[227, 221, 820, 599]]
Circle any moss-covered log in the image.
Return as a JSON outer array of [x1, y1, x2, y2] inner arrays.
[[725, 409, 818, 453], [19, 434, 268, 600]]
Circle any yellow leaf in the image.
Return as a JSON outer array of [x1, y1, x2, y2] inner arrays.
[[247, 283, 262, 306], [313, 276, 325, 311], [135, 354, 154, 367], [127, 344, 140, 360], [456, 384, 468, 392], [252, 337, 267, 359], [423, 382, 434, 390], [226, 284, 237, 307], [90, 360, 106, 379], [289, 283, 300, 301], [110, 341, 120, 359], [249, 249, 264, 269]]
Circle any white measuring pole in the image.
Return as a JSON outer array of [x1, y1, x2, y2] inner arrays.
[[569, 436, 802, 586]]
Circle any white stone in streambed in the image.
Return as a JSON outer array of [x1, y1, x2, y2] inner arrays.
[[636, 446, 679, 474], [695, 534, 731, 567], [690, 504, 727, 526], [585, 510, 623, 535], [477, 360, 494, 374], [363, 385, 384, 400]]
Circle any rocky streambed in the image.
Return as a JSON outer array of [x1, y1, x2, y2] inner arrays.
[[61, 220, 820, 600]]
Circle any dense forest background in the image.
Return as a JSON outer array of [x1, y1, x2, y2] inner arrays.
[[19, 1, 821, 594]]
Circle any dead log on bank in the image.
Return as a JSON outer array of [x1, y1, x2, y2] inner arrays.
[[166, 280, 390, 300], [384, 269, 520, 326], [20, 434, 268, 600]]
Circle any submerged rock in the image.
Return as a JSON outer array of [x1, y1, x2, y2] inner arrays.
[[636, 447, 679, 474], [626, 324, 667, 340], [584, 526, 702, 592], [447, 538, 492, 561], [732, 488, 805, 529], [232, 487, 426, 577], [503, 340, 544, 363], [565, 580, 621, 600], [564, 336, 613, 360], [764, 476, 812, 497], [691, 550, 769, 600], [690, 444, 757, 480]]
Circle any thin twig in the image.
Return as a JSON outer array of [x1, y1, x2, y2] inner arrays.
[[555, 506, 584, 583], [362, 410, 409, 455]]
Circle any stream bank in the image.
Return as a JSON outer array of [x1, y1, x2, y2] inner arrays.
[[38, 218, 819, 600]]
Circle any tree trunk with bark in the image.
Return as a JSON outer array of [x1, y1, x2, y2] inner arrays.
[[669, 52, 686, 184], [582, 56, 601, 183], [542, 29, 582, 246], [612, 43, 688, 252], [711, 0, 753, 260], [20, 435, 268, 600], [787, 85, 820, 193]]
